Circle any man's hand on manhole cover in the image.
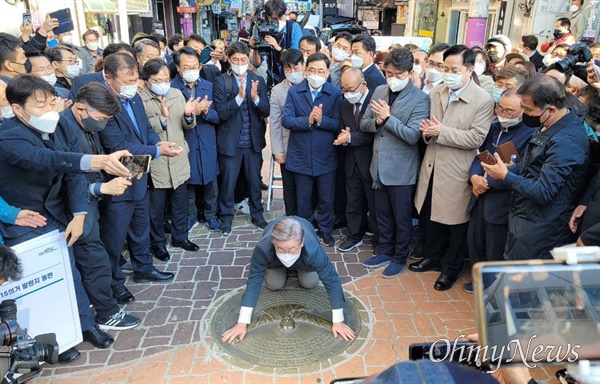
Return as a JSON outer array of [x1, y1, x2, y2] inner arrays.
[[221, 322, 248, 344], [332, 322, 356, 342]]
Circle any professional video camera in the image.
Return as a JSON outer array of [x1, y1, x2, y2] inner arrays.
[[0, 300, 58, 384], [555, 41, 593, 72], [250, 2, 280, 52]]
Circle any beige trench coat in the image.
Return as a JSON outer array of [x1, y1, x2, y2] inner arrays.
[[139, 86, 195, 190], [414, 80, 495, 225]]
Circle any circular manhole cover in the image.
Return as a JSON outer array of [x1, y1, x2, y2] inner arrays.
[[207, 278, 370, 373]]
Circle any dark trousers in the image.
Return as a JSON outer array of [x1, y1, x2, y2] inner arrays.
[[73, 203, 119, 321], [150, 182, 189, 247], [188, 179, 219, 221], [219, 148, 264, 224], [420, 180, 468, 276], [295, 170, 335, 234], [346, 162, 378, 242], [4, 217, 95, 331], [374, 184, 414, 263], [467, 198, 508, 265], [280, 162, 297, 216], [334, 147, 347, 222], [99, 192, 155, 290]]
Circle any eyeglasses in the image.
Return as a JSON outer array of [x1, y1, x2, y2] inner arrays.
[[341, 81, 362, 93], [148, 77, 171, 84], [61, 59, 78, 65], [306, 68, 327, 76], [495, 104, 522, 118], [427, 60, 444, 71], [181, 67, 200, 71], [33, 66, 55, 75]]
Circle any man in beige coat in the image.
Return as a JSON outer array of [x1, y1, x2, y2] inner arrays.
[[410, 45, 495, 291]]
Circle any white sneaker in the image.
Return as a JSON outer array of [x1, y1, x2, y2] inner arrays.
[[235, 198, 251, 215]]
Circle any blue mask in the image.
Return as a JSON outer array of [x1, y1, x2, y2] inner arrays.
[[47, 39, 59, 48], [492, 87, 504, 104]]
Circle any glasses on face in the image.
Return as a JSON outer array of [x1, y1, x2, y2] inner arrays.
[[427, 60, 444, 71], [33, 66, 55, 75], [181, 66, 200, 71], [495, 104, 522, 118], [61, 58, 78, 65], [341, 81, 362, 93], [148, 76, 171, 84], [275, 243, 302, 254], [333, 43, 351, 53], [306, 68, 327, 76]]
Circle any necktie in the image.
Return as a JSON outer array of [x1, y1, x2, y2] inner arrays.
[[354, 102, 362, 127], [312, 90, 320, 103]]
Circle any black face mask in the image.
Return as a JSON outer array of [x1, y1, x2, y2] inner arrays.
[[82, 114, 108, 132], [553, 29, 564, 39], [487, 50, 501, 64], [522, 112, 541, 128]]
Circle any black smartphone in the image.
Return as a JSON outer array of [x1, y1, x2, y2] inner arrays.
[[409, 341, 480, 367], [50, 8, 74, 35], [200, 46, 214, 65], [22, 12, 31, 26], [119, 155, 151, 177]]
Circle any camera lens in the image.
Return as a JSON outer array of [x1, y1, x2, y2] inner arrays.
[[0, 300, 17, 322]]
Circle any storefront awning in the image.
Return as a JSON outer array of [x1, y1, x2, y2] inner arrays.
[[112, 0, 151, 14], [83, 0, 119, 14]]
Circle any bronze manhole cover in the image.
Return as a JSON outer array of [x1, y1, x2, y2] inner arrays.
[[205, 278, 370, 374]]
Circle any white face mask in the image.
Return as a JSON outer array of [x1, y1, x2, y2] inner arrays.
[[119, 83, 138, 99], [497, 115, 521, 129], [387, 77, 409, 93], [276, 252, 301, 268], [474, 62, 486, 76], [344, 91, 362, 104], [1, 106, 14, 119], [64, 64, 80, 79], [443, 72, 464, 90], [61, 35, 73, 45], [151, 82, 171, 96], [542, 54, 559, 67], [26, 110, 60, 133], [492, 87, 504, 104], [86, 42, 99, 51], [425, 67, 444, 83], [570, 4, 579, 12], [332, 47, 350, 62], [286, 70, 304, 85], [41, 73, 57, 86], [307, 74, 326, 89], [350, 54, 364, 68], [412, 64, 423, 76], [182, 70, 200, 84], [231, 63, 248, 76]]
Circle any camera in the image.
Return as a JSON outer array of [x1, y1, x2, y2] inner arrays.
[[0, 300, 58, 384], [555, 42, 593, 72], [250, 3, 280, 52]]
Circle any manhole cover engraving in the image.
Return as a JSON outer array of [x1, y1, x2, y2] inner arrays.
[[210, 278, 369, 368]]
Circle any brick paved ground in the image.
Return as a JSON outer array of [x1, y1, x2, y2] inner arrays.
[[31, 161, 559, 384]]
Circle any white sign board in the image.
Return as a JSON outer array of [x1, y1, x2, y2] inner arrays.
[[373, 36, 433, 52], [3, 231, 82, 353]]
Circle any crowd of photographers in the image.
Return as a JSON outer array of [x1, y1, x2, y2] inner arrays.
[[0, 0, 599, 376]]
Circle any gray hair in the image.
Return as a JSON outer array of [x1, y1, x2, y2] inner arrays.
[[271, 218, 304, 244], [133, 38, 160, 57]]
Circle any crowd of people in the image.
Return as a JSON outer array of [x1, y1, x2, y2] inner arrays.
[[0, 0, 599, 371]]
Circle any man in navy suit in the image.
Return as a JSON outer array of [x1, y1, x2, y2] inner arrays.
[[282, 52, 342, 247], [213, 42, 270, 235], [98, 53, 182, 304], [350, 35, 386, 94]]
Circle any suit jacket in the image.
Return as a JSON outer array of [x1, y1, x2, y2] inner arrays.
[[0, 118, 89, 240], [99, 94, 161, 201], [414, 80, 495, 225], [69, 71, 105, 100], [529, 51, 544, 71], [340, 89, 373, 180], [171, 74, 221, 185], [361, 82, 430, 187], [282, 80, 342, 176], [363, 64, 386, 95], [212, 71, 270, 156], [269, 79, 292, 156]]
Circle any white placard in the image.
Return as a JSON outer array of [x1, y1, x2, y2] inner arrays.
[[373, 36, 433, 52], [3, 231, 82, 353]]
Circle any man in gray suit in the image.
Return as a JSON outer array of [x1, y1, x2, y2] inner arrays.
[[359, 48, 430, 278]]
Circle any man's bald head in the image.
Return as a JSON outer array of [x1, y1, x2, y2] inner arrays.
[[340, 67, 366, 93]]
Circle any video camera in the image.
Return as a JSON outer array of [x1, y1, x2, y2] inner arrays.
[[555, 42, 594, 72], [250, 2, 280, 52], [0, 300, 58, 384]]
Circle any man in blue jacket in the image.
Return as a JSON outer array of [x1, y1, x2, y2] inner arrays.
[[221, 216, 355, 343], [463, 89, 534, 293], [282, 52, 342, 247]]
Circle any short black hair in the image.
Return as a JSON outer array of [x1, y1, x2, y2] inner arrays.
[[384, 48, 414, 73], [0, 244, 22, 282], [521, 35, 538, 51], [184, 34, 207, 47], [289, 11, 298, 17], [351, 34, 377, 54], [103, 52, 138, 78], [76, 82, 121, 116], [557, 17, 571, 30], [334, 32, 353, 45], [280, 49, 304, 68], [443, 45, 475, 67], [141, 58, 169, 80], [6, 74, 54, 107], [305, 52, 330, 69], [225, 41, 250, 57], [168, 34, 184, 51], [565, 92, 587, 121], [299, 35, 322, 51], [45, 45, 75, 63], [102, 43, 136, 59], [173, 46, 200, 66], [24, 51, 50, 73], [428, 43, 450, 57], [517, 74, 566, 109], [152, 33, 167, 46], [0, 32, 22, 69], [265, 0, 287, 18]]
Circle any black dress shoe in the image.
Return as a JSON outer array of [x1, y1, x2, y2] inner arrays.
[[408, 258, 442, 273], [83, 324, 114, 349], [58, 347, 80, 364], [260, 181, 268, 190], [133, 268, 175, 283], [434, 274, 458, 291], [251, 218, 269, 230], [171, 240, 199, 252], [332, 218, 347, 229], [113, 286, 135, 304], [151, 245, 170, 261]]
